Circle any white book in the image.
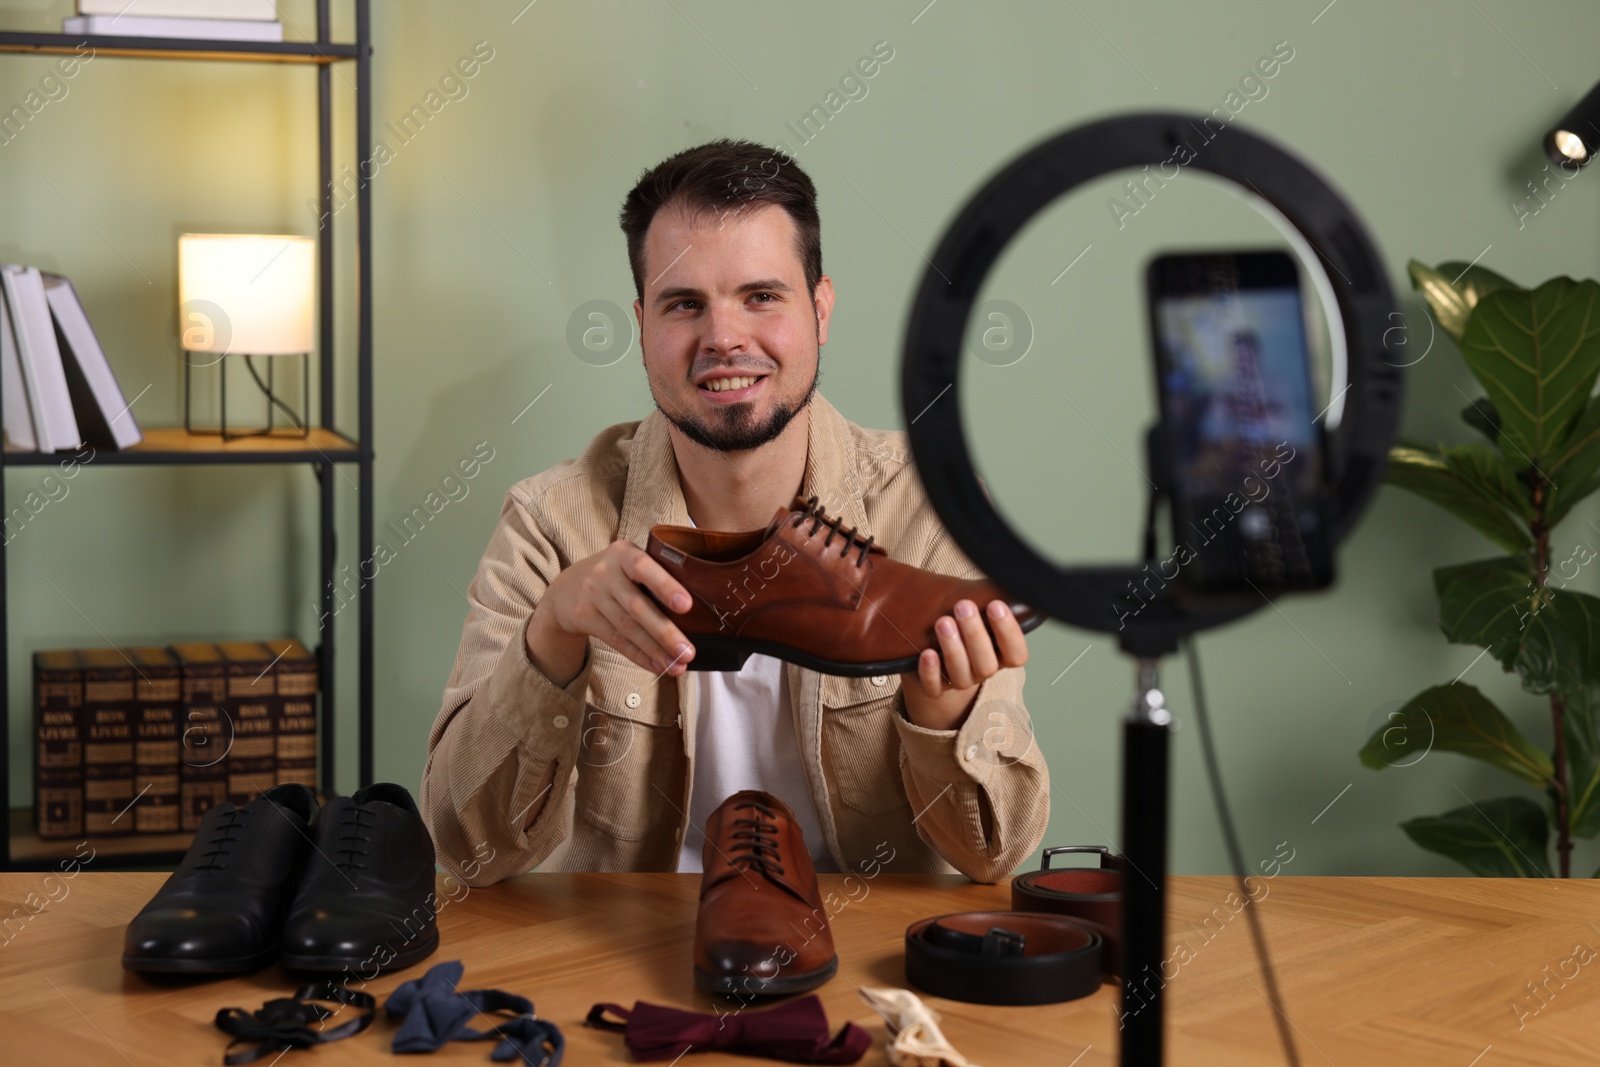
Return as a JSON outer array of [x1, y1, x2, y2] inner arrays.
[[0, 284, 37, 450], [0, 266, 81, 453], [62, 14, 284, 41], [77, 0, 277, 19], [42, 273, 142, 450]]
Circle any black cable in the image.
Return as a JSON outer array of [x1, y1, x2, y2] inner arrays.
[[242, 354, 308, 433], [1182, 635, 1301, 1067]]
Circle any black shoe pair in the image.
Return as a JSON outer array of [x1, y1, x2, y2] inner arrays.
[[122, 782, 440, 976]]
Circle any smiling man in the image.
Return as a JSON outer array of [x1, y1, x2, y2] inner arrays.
[[422, 138, 1049, 886]]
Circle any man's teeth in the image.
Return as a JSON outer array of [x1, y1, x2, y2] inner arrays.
[[704, 376, 760, 392]]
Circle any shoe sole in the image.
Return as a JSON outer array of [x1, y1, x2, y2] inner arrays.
[[695, 955, 838, 996], [122, 944, 279, 976], [279, 927, 439, 975], [685, 610, 1046, 675]]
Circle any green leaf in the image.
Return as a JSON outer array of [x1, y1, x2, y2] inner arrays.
[[1461, 398, 1502, 443], [1437, 260, 1521, 310], [1436, 556, 1600, 694], [1401, 797, 1551, 877], [1547, 398, 1600, 496], [1459, 278, 1600, 467], [1564, 687, 1600, 838], [1545, 470, 1600, 530], [1409, 261, 1472, 344], [1445, 443, 1535, 521], [1359, 683, 1553, 784], [1386, 446, 1534, 553], [1408, 260, 1521, 345]]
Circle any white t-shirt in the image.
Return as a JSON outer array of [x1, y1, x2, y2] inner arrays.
[[674, 518, 838, 874]]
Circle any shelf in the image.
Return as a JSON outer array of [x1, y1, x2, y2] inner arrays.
[[0, 31, 359, 64], [4, 427, 361, 466], [9, 809, 188, 870], [0, 0, 375, 872]]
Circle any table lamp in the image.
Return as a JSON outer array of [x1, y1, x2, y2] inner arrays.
[[178, 233, 315, 441]]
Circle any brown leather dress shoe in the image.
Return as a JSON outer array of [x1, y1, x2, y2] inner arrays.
[[694, 790, 837, 995], [646, 495, 1044, 676]]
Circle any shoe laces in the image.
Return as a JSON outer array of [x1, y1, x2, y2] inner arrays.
[[728, 799, 786, 878], [792, 496, 875, 567], [195, 808, 249, 872], [334, 803, 375, 874]]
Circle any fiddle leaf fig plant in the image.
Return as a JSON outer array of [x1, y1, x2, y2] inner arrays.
[[1362, 259, 1600, 877]]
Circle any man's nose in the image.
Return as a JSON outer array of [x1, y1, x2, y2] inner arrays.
[[701, 301, 750, 356]]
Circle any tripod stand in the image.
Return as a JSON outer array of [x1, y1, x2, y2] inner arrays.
[[1117, 647, 1175, 1065], [897, 112, 1405, 1065]]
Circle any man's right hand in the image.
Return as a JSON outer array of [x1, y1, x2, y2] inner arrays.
[[525, 540, 696, 685]]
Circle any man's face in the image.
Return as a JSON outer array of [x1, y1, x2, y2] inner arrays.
[[633, 201, 833, 453]]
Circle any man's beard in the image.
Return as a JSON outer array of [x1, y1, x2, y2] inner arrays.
[[655, 362, 820, 453]]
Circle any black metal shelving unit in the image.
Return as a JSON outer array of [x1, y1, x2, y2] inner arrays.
[[0, 0, 375, 871]]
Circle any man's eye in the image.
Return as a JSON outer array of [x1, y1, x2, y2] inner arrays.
[[670, 300, 699, 311], [751, 292, 775, 303]]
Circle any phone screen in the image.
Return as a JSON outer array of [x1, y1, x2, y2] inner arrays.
[[1147, 250, 1333, 596]]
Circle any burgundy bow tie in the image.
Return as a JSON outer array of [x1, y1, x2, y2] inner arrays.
[[585, 995, 872, 1064]]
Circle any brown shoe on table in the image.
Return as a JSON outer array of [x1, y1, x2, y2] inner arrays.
[[694, 790, 837, 996], [646, 495, 1044, 677]]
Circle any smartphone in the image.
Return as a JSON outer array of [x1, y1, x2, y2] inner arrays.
[[1145, 250, 1334, 598]]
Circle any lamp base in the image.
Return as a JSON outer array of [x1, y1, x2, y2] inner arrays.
[[184, 353, 310, 442]]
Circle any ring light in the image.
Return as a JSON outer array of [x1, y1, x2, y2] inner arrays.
[[900, 112, 1404, 652]]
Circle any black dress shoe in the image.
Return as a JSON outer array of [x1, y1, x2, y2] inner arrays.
[[279, 782, 439, 974], [122, 783, 319, 975]]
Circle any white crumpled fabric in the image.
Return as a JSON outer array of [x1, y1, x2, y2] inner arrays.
[[855, 986, 980, 1067]]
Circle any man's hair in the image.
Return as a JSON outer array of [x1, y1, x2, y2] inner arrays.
[[619, 138, 822, 303]]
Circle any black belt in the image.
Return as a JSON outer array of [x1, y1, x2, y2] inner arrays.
[[904, 910, 1109, 1005], [1010, 844, 1125, 977]]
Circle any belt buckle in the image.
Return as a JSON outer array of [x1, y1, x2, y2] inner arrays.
[[981, 925, 1025, 957], [924, 921, 1027, 958], [1040, 844, 1118, 871]]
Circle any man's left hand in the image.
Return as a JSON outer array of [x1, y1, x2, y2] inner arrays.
[[899, 598, 1028, 731]]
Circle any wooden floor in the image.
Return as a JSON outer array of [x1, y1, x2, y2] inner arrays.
[[0, 871, 1597, 1064]]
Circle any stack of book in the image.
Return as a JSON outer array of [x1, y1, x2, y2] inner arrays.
[[33, 639, 317, 840], [0, 264, 142, 452], [64, 0, 284, 43]]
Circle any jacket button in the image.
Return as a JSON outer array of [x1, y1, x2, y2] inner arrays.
[[870, 674, 888, 686], [552, 714, 569, 729], [964, 744, 979, 761], [626, 692, 642, 709]]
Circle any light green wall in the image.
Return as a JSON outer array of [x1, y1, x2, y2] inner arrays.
[[4, 0, 1599, 877]]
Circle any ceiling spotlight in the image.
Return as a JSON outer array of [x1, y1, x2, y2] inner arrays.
[[1545, 79, 1600, 167], [1551, 129, 1588, 165]]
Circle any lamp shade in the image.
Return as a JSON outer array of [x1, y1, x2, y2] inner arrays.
[[178, 233, 315, 355]]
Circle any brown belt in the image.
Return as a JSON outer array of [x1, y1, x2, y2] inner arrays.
[[1010, 844, 1125, 977], [902, 845, 1128, 1006]]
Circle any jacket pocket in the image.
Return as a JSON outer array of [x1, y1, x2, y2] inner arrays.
[[573, 645, 683, 842], [820, 674, 911, 817]]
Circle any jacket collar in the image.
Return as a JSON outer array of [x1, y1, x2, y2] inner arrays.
[[616, 392, 872, 548]]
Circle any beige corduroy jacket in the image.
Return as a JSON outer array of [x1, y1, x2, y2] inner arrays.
[[421, 394, 1049, 886]]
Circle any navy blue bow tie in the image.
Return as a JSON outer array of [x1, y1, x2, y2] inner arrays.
[[385, 960, 565, 1065]]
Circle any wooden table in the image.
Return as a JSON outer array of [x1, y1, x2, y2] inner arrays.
[[1, 871, 1596, 1064]]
